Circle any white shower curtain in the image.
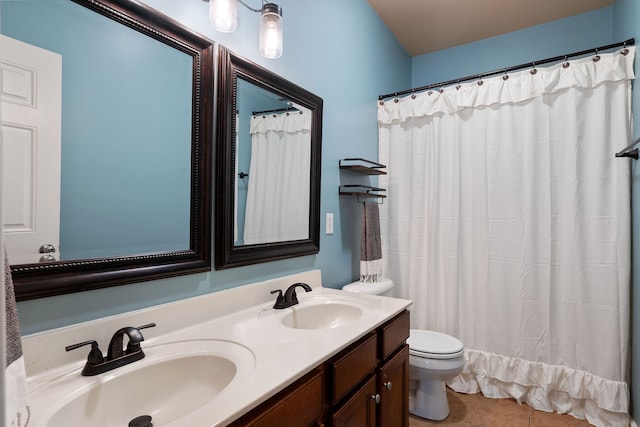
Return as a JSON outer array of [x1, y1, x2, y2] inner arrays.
[[378, 47, 634, 427], [244, 111, 311, 244]]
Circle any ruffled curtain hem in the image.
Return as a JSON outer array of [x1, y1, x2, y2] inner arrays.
[[447, 349, 630, 427]]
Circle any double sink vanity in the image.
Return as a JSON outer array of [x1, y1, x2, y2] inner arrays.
[[22, 270, 412, 426]]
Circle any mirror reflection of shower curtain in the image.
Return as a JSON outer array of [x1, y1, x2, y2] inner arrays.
[[244, 111, 311, 244]]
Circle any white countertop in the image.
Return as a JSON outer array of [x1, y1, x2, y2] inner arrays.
[[22, 270, 412, 426]]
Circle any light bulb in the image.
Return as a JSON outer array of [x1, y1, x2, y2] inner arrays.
[[260, 4, 283, 59], [209, 0, 237, 33]]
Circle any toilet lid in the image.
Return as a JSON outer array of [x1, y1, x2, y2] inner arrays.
[[342, 278, 394, 295], [408, 329, 464, 359]]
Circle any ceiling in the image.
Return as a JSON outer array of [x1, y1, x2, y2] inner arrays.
[[367, 0, 613, 56]]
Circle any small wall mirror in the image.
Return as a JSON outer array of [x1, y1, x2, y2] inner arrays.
[[215, 46, 323, 269], [2, 0, 213, 300]]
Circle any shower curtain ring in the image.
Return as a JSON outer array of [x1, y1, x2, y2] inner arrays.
[[562, 56, 570, 68], [502, 70, 509, 81], [530, 63, 537, 75], [593, 48, 601, 62], [456, 80, 461, 90], [621, 41, 630, 55]]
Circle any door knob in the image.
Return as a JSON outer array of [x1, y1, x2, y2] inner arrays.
[[39, 254, 56, 262], [39, 244, 56, 253], [384, 381, 393, 390], [370, 393, 381, 404]]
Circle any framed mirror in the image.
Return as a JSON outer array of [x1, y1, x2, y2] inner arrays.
[[3, 0, 213, 300], [215, 46, 322, 269]]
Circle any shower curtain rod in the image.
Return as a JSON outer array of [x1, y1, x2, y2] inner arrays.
[[252, 106, 300, 116], [378, 38, 635, 101]]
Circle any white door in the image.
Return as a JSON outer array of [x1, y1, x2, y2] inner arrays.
[[1, 34, 62, 265]]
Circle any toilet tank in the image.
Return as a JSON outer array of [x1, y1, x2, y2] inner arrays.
[[342, 278, 394, 296]]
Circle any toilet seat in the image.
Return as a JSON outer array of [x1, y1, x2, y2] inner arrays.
[[408, 329, 464, 360]]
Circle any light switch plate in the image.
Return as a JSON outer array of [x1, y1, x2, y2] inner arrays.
[[326, 213, 334, 235]]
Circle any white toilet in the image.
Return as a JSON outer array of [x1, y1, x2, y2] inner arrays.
[[342, 278, 465, 421], [407, 329, 464, 420]]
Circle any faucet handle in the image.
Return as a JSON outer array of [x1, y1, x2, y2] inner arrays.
[[137, 323, 156, 331], [66, 340, 105, 365], [270, 289, 286, 309], [126, 323, 157, 354]]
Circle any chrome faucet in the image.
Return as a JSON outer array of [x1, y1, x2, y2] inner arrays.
[[66, 323, 156, 376], [271, 282, 312, 309]]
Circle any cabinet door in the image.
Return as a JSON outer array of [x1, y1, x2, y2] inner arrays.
[[331, 333, 377, 404], [332, 376, 377, 427], [378, 345, 409, 427]]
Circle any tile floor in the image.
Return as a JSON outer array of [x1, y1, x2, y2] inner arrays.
[[408, 388, 592, 427]]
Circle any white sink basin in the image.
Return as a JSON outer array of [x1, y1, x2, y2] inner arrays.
[[282, 302, 364, 329], [31, 340, 255, 427], [261, 295, 374, 330]]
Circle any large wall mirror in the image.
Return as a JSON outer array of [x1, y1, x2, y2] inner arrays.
[[1, 0, 213, 300], [216, 46, 322, 269]]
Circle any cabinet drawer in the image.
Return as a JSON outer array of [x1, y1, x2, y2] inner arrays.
[[378, 310, 410, 360], [230, 370, 323, 427], [330, 333, 377, 404]]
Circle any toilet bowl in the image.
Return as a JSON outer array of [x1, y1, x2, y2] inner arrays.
[[407, 329, 464, 420], [341, 279, 465, 421]]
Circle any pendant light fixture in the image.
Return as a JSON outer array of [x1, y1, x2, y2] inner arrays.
[[206, 0, 284, 59], [209, 0, 238, 33]]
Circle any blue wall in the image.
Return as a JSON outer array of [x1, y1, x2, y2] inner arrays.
[[11, 0, 411, 334], [411, 7, 614, 88]]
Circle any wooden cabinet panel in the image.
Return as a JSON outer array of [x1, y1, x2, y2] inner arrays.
[[378, 345, 409, 427], [230, 369, 323, 427], [378, 311, 410, 361], [330, 333, 377, 404], [331, 375, 377, 427]]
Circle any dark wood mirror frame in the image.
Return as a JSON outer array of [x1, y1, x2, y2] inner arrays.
[[12, 0, 213, 301], [215, 45, 323, 269]]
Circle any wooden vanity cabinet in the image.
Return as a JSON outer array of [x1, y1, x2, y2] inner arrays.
[[229, 310, 410, 427]]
